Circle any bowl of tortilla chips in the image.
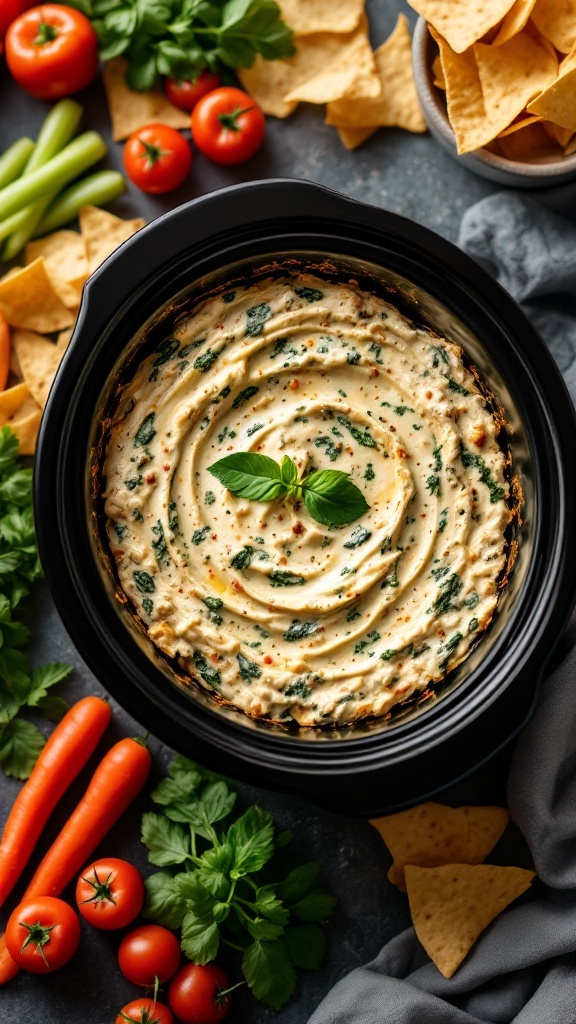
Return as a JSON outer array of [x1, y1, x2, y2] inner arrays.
[[410, 0, 576, 187]]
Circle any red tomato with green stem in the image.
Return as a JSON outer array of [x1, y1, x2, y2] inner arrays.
[[118, 924, 181, 986], [5, 4, 98, 99], [191, 87, 265, 165], [169, 963, 236, 1024], [76, 857, 145, 930], [164, 69, 222, 112], [5, 896, 80, 973], [124, 123, 192, 194], [116, 997, 173, 1024]]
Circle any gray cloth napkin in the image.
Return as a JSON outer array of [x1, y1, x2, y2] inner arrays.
[[308, 194, 576, 1024]]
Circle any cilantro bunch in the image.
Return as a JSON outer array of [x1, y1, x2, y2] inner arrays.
[[0, 428, 71, 779], [142, 756, 336, 1009], [69, 0, 294, 91]]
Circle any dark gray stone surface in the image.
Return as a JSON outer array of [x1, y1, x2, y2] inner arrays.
[[1, 1, 575, 1020]]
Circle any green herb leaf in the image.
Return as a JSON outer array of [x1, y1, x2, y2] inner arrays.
[[275, 863, 321, 902], [25, 662, 72, 707], [181, 910, 220, 964], [0, 719, 45, 779], [141, 812, 191, 866], [143, 872, 187, 929], [303, 470, 369, 527], [291, 892, 337, 922], [227, 805, 275, 876], [284, 924, 326, 970], [35, 695, 70, 723], [208, 453, 285, 501], [242, 939, 297, 1010]]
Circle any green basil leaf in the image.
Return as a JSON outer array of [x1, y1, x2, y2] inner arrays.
[[181, 909, 220, 963], [141, 811, 191, 866], [303, 470, 369, 526], [280, 455, 298, 485], [291, 892, 337, 923], [143, 871, 187, 929], [125, 48, 161, 90], [275, 863, 321, 903], [208, 452, 286, 502], [227, 805, 275, 876], [284, 924, 326, 969], [0, 719, 45, 779], [242, 939, 297, 1010]]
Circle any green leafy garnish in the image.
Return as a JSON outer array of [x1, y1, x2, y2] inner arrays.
[[208, 452, 369, 527], [0, 428, 72, 778], [142, 756, 335, 1010], [68, 0, 294, 91]]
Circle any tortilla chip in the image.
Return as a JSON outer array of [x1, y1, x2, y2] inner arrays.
[[474, 32, 558, 129], [371, 802, 509, 891], [432, 53, 446, 88], [284, 18, 380, 104], [0, 259, 74, 333], [406, 863, 535, 977], [542, 120, 573, 147], [0, 383, 29, 421], [527, 60, 576, 131], [498, 113, 542, 137], [493, 0, 537, 44], [103, 57, 190, 142], [57, 328, 73, 350], [279, 0, 364, 35], [408, 0, 517, 53], [79, 206, 145, 275], [12, 330, 65, 408], [8, 394, 42, 455], [532, 0, 576, 53], [497, 120, 562, 159], [239, 33, 354, 117], [432, 32, 495, 153], [564, 133, 576, 155], [25, 230, 89, 310], [326, 15, 426, 132], [336, 125, 378, 149]]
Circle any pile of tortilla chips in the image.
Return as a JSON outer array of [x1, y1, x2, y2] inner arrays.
[[238, 4, 426, 150], [371, 802, 535, 977], [410, 0, 576, 159], [0, 207, 145, 454]]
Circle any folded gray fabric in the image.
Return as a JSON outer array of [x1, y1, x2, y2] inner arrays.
[[308, 194, 576, 1024]]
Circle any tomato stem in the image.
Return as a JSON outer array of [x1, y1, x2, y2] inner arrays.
[[20, 920, 54, 965], [215, 980, 245, 1004], [217, 106, 254, 131], [34, 22, 59, 45], [80, 867, 118, 905], [137, 142, 171, 170]]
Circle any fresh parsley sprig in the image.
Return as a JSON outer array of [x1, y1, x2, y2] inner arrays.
[[68, 0, 294, 91], [0, 427, 72, 779], [208, 452, 370, 527], [142, 755, 336, 1010]]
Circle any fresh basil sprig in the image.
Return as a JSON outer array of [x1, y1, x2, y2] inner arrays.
[[68, 0, 295, 91], [208, 452, 370, 527], [142, 755, 336, 1010]]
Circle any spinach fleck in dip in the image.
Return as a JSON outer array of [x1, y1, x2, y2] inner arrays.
[[103, 274, 510, 727]]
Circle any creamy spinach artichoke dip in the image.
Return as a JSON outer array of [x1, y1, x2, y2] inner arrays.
[[103, 272, 511, 728]]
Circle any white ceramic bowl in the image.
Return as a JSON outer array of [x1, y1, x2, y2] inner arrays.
[[412, 17, 576, 188]]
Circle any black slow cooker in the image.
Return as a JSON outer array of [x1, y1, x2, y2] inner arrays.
[[34, 180, 576, 816]]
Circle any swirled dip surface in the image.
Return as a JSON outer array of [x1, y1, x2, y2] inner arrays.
[[103, 274, 510, 727]]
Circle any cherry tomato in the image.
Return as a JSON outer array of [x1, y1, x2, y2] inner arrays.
[[5, 4, 98, 100], [0, 0, 28, 41], [191, 87, 265, 165], [76, 857, 145, 930], [118, 924, 181, 986], [5, 896, 81, 974], [164, 69, 222, 112], [123, 123, 192, 194], [116, 997, 173, 1024], [168, 963, 232, 1024]]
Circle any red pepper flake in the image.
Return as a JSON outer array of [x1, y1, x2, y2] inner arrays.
[[231, 579, 244, 593], [289, 378, 299, 390], [371, 368, 380, 377], [146, 474, 156, 484], [264, 655, 273, 665], [437, 629, 446, 638], [292, 522, 304, 535], [211, 533, 217, 540], [113, 549, 124, 559], [279, 556, 287, 565], [163, 464, 170, 472]]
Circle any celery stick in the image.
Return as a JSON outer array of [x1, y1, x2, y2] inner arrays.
[[2, 100, 83, 258], [34, 172, 126, 236], [24, 100, 83, 173], [0, 139, 35, 191], [0, 132, 107, 222]]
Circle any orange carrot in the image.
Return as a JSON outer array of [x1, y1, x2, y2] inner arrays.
[[0, 695, 111, 909], [0, 312, 10, 391], [0, 736, 152, 985]]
